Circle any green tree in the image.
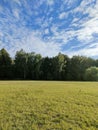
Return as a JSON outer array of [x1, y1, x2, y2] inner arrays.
[[53, 53, 69, 80], [70, 56, 95, 81], [95, 59, 98, 67], [0, 48, 12, 79], [27, 53, 42, 79], [0, 48, 97, 81], [15, 49, 28, 79], [85, 66, 98, 81], [40, 57, 53, 80]]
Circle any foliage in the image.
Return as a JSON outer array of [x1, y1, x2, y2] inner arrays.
[[0, 48, 97, 80], [27, 53, 42, 79], [69, 56, 95, 81], [0, 48, 12, 79], [85, 66, 98, 81], [15, 49, 28, 79]]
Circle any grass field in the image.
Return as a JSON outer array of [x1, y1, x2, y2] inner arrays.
[[0, 81, 98, 130]]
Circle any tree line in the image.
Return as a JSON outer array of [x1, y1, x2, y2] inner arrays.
[[0, 48, 98, 81]]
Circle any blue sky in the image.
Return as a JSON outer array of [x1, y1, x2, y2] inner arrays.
[[0, 0, 98, 58]]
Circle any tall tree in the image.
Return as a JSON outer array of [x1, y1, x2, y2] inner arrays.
[[27, 53, 42, 79], [40, 57, 53, 80], [52, 53, 68, 80], [0, 48, 12, 79], [15, 49, 28, 79], [70, 56, 95, 80], [85, 66, 98, 81], [0, 48, 97, 81]]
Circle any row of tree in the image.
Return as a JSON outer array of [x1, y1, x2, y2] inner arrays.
[[0, 48, 98, 81]]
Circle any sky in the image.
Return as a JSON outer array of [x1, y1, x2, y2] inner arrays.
[[0, 0, 98, 58]]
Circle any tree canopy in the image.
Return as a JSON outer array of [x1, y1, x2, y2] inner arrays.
[[0, 48, 97, 81], [85, 67, 98, 81]]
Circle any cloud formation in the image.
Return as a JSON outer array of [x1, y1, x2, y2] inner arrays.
[[0, 0, 98, 58]]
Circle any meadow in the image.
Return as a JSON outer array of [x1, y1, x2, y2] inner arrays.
[[0, 81, 98, 130]]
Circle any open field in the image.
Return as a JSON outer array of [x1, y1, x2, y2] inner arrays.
[[0, 81, 98, 130]]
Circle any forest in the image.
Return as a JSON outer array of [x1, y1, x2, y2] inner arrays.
[[0, 48, 98, 81]]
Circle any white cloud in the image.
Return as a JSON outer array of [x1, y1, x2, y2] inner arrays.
[[0, 31, 3, 37], [46, 0, 54, 5], [44, 28, 49, 34], [9, 33, 61, 57], [63, 0, 98, 44], [13, 9, 20, 19], [59, 12, 68, 19], [73, 1, 95, 16], [66, 43, 98, 57], [77, 17, 98, 41], [0, 5, 3, 12], [13, 0, 21, 6], [1, 0, 98, 58], [62, 0, 78, 9], [0, 21, 61, 57]]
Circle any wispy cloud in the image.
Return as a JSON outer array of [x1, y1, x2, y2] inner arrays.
[[12, 9, 20, 19], [0, 0, 98, 58], [66, 43, 98, 58], [46, 0, 54, 5], [59, 12, 68, 19]]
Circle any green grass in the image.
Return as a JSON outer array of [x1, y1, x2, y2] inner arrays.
[[0, 81, 98, 130]]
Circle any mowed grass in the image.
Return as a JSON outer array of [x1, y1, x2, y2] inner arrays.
[[0, 81, 98, 130]]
